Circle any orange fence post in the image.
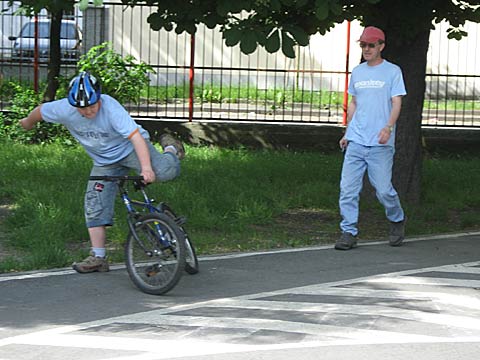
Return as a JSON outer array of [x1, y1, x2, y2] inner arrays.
[[33, 15, 39, 94], [188, 34, 195, 122]]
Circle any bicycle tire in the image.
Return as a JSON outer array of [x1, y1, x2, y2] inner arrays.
[[125, 213, 186, 295], [160, 204, 199, 275]]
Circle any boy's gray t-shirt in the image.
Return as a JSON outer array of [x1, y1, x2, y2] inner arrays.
[[41, 95, 149, 166]]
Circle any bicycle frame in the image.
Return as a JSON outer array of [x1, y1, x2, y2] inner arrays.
[[89, 174, 197, 295], [112, 178, 172, 250]]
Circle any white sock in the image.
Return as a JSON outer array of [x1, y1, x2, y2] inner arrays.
[[164, 145, 177, 154], [92, 247, 106, 258]]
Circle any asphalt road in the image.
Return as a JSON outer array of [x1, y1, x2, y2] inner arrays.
[[1, 232, 480, 360]]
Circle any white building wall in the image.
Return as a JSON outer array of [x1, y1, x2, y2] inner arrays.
[[2, 0, 479, 99]]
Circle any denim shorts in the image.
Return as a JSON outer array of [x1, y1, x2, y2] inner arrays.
[[84, 141, 180, 228]]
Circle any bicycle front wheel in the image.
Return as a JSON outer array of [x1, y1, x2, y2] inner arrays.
[[125, 213, 186, 295], [160, 204, 199, 275]]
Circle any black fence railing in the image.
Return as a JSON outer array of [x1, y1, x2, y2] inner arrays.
[[1, 1, 479, 128]]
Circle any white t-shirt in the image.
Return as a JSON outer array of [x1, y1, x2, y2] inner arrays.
[[41, 94, 149, 166], [346, 59, 407, 147]]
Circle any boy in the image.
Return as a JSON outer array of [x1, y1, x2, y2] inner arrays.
[[20, 71, 185, 272]]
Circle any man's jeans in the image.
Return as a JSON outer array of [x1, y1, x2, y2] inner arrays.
[[339, 142, 404, 236], [85, 141, 180, 228]]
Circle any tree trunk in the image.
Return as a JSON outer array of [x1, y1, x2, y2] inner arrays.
[[381, 27, 430, 205], [43, 10, 63, 103]]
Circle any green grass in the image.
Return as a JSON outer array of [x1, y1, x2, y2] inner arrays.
[[0, 140, 479, 273]]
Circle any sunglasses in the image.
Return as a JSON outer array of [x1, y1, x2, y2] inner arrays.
[[359, 42, 378, 49]]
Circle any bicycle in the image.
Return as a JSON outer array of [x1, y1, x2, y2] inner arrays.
[[89, 175, 199, 295]]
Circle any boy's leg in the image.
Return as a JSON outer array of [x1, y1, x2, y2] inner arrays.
[[72, 225, 109, 273], [73, 164, 127, 273], [120, 140, 181, 182], [89, 226, 107, 249], [159, 133, 185, 160]]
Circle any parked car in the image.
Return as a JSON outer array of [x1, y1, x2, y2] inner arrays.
[[8, 19, 82, 62], [0, 30, 11, 59]]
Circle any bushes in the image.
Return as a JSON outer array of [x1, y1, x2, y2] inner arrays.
[[77, 42, 154, 104], [0, 42, 154, 145], [0, 83, 74, 145]]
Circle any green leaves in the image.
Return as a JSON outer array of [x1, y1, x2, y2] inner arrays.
[[77, 0, 104, 11], [223, 27, 242, 47], [77, 42, 154, 104], [281, 31, 296, 58], [222, 25, 307, 58], [240, 31, 258, 54], [109, 0, 480, 61], [447, 28, 468, 40], [287, 26, 310, 46], [265, 29, 280, 52], [315, 0, 329, 20]]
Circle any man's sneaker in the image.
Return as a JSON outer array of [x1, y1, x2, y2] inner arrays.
[[335, 232, 357, 250], [72, 252, 109, 273], [159, 133, 185, 160], [389, 219, 406, 247]]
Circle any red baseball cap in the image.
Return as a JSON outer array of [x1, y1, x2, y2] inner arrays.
[[359, 26, 385, 43]]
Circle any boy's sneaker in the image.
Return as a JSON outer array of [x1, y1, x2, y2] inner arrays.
[[335, 232, 357, 250], [159, 133, 185, 160], [72, 252, 109, 273], [389, 218, 406, 247]]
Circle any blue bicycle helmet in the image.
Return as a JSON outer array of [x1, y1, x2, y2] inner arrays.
[[68, 72, 101, 108]]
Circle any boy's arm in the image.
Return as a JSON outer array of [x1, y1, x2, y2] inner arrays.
[[19, 105, 43, 130], [129, 130, 155, 183]]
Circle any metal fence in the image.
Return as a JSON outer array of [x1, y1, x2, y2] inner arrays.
[[1, 1, 479, 128]]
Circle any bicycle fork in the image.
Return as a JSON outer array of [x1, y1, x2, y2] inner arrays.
[[121, 194, 173, 256]]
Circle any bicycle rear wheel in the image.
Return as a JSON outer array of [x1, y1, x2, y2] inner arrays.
[[125, 213, 186, 295], [160, 204, 199, 275]]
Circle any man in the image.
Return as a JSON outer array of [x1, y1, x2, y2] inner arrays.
[[20, 72, 185, 272], [336, 26, 406, 250]]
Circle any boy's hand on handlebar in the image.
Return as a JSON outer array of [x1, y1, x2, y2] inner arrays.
[[141, 168, 155, 183]]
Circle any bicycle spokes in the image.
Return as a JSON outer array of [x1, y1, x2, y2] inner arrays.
[[125, 213, 186, 295]]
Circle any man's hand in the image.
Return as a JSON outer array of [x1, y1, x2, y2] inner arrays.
[[339, 136, 348, 151], [378, 126, 392, 144]]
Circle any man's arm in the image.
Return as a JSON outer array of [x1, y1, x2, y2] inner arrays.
[[19, 105, 43, 130], [378, 95, 402, 144], [340, 96, 356, 149], [129, 130, 155, 183]]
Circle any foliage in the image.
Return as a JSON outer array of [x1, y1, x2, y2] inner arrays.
[[8, 0, 104, 14], [120, 0, 480, 58], [78, 0, 104, 11], [77, 42, 155, 104], [7, 0, 75, 15], [0, 83, 74, 145], [8, 0, 104, 101]]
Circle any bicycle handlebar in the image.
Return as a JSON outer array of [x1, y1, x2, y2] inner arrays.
[[89, 175, 144, 182]]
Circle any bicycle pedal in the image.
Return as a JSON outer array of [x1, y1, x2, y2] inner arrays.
[[145, 264, 160, 277]]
